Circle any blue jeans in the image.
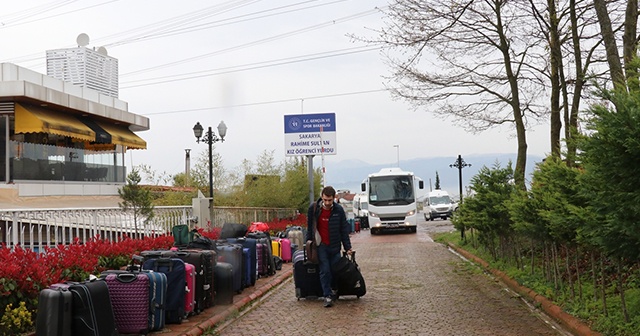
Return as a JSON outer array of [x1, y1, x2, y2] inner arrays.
[[317, 243, 341, 297]]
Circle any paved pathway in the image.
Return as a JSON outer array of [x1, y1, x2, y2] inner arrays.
[[213, 222, 569, 336]]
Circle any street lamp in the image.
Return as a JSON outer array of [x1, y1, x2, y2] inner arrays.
[[193, 121, 227, 203], [450, 154, 470, 239], [393, 144, 400, 167]]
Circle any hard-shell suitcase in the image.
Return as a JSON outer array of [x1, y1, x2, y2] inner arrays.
[[247, 232, 276, 276], [271, 239, 282, 258], [226, 237, 257, 286], [286, 230, 304, 253], [277, 237, 292, 263], [103, 273, 150, 334], [331, 252, 366, 298], [143, 257, 186, 324], [36, 287, 72, 336], [181, 249, 216, 309], [292, 250, 323, 299], [184, 262, 196, 316], [159, 250, 211, 314], [256, 242, 268, 277], [214, 262, 234, 305], [241, 247, 252, 288], [55, 279, 119, 336], [216, 243, 243, 293]]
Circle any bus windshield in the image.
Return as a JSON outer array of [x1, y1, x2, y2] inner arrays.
[[368, 175, 414, 205]]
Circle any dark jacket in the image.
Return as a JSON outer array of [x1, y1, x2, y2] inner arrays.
[[306, 198, 352, 255]]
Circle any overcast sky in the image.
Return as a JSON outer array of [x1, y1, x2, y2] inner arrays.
[[1, 0, 551, 184]]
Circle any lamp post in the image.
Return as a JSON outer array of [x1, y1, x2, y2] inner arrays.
[[450, 154, 470, 239], [393, 144, 400, 167], [193, 121, 227, 204]]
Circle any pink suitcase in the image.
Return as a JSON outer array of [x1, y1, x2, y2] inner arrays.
[[185, 262, 196, 316], [278, 238, 292, 263]]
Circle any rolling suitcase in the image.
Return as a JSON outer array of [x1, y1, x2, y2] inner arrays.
[[292, 250, 323, 299], [103, 273, 150, 334], [271, 239, 282, 258], [277, 237, 292, 263], [52, 280, 119, 336], [216, 243, 243, 293], [184, 262, 196, 316], [160, 250, 210, 314], [256, 242, 269, 277], [35, 287, 72, 336], [214, 262, 235, 305], [247, 232, 276, 276], [143, 257, 186, 324], [226, 237, 257, 287], [182, 249, 216, 309], [286, 229, 304, 253], [331, 251, 366, 298]]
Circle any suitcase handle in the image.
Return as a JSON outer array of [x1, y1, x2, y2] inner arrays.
[[115, 273, 138, 283]]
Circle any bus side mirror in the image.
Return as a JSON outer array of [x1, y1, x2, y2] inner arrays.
[[361, 182, 366, 192], [419, 181, 424, 189]]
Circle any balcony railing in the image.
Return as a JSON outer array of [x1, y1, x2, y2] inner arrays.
[[0, 205, 297, 251]]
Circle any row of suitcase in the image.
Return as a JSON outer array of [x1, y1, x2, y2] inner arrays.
[[36, 249, 230, 335]]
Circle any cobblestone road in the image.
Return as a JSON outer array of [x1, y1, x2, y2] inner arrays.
[[214, 219, 569, 336]]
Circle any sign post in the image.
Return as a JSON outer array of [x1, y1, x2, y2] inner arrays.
[[284, 113, 337, 204]]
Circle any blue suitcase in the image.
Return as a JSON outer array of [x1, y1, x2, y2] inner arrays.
[[142, 257, 186, 324], [226, 237, 257, 286]]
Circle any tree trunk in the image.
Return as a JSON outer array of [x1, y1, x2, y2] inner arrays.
[[617, 258, 629, 322], [622, 0, 639, 92], [593, 0, 626, 89], [600, 253, 608, 316], [495, 0, 527, 190], [564, 245, 575, 300], [575, 247, 583, 302], [591, 252, 597, 301], [547, 0, 562, 158]]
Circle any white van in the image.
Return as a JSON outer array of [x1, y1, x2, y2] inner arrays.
[[424, 189, 455, 221]]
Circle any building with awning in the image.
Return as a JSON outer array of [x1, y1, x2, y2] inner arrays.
[[0, 63, 149, 198]]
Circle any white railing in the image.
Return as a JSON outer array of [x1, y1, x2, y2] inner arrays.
[[0, 206, 298, 251]]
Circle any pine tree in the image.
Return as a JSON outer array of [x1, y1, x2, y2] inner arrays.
[[118, 169, 155, 237]]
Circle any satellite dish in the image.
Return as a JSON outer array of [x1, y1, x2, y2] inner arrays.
[[76, 33, 90, 47], [97, 46, 108, 56]]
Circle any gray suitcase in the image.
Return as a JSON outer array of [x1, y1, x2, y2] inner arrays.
[[35, 287, 72, 336]]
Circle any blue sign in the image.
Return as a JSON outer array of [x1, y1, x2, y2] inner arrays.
[[284, 113, 336, 133]]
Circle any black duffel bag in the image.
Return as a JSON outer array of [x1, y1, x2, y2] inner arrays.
[[331, 251, 366, 298]]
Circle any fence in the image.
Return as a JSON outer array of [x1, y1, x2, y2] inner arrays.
[[0, 205, 297, 251]]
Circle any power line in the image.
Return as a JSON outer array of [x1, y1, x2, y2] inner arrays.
[[120, 45, 382, 88], [141, 87, 391, 116]]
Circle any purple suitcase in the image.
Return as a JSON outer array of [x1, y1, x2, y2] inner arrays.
[[104, 273, 150, 334]]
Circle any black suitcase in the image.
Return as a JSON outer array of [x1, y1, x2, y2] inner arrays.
[[292, 250, 323, 299], [67, 279, 119, 336], [181, 249, 217, 309], [214, 262, 235, 305], [36, 287, 72, 336], [216, 242, 244, 293], [142, 257, 186, 324], [331, 252, 366, 298]]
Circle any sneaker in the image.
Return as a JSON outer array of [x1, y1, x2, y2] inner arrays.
[[323, 297, 333, 308], [331, 289, 338, 301]]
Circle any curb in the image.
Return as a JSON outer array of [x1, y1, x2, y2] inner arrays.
[[180, 267, 294, 336], [448, 242, 601, 336]]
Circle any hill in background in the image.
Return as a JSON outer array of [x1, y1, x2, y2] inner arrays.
[[323, 153, 545, 199]]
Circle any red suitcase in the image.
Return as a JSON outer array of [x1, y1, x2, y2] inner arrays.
[[104, 273, 150, 334]]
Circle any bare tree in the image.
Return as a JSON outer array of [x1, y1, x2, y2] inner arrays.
[[376, 0, 549, 189]]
